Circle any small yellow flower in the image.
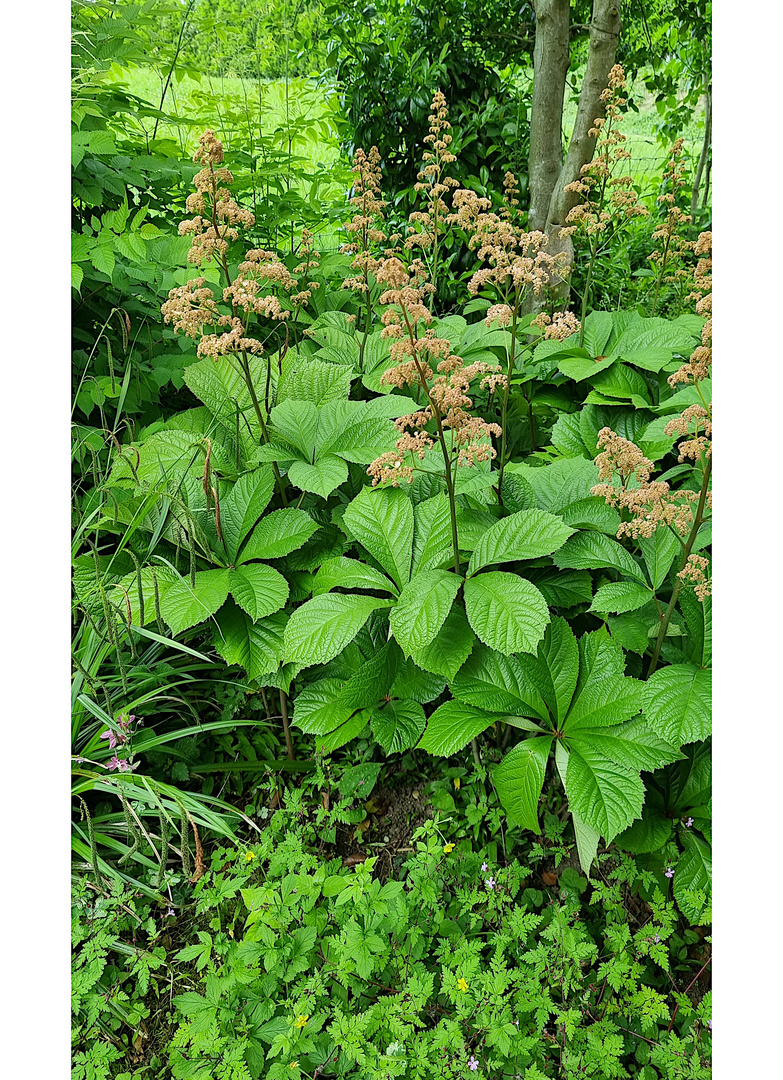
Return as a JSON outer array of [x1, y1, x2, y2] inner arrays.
[[443, 843, 455, 854], [457, 977, 469, 992], [289, 1063, 299, 1070], [294, 1014, 309, 1029], [245, 851, 256, 862], [453, 778, 460, 790]]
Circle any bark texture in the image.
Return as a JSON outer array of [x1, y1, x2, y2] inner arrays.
[[691, 87, 712, 219], [545, 0, 622, 233], [527, 0, 571, 233]]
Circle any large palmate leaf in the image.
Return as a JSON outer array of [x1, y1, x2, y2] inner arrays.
[[369, 699, 427, 755], [450, 644, 549, 723], [389, 569, 462, 654], [311, 557, 398, 597], [343, 486, 414, 588], [239, 508, 319, 562], [467, 509, 573, 575], [220, 468, 275, 562], [159, 569, 230, 635], [409, 604, 476, 681], [212, 604, 286, 680], [642, 664, 712, 745], [492, 736, 553, 832], [464, 572, 550, 656], [283, 593, 393, 668], [227, 564, 289, 621], [417, 700, 495, 756], [564, 742, 645, 843]]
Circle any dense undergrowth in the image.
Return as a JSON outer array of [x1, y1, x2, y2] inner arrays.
[[72, 5, 712, 1076]]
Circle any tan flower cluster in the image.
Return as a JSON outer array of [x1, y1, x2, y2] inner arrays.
[[176, 130, 256, 266], [591, 428, 701, 539], [450, 188, 570, 298], [664, 403, 712, 463], [406, 91, 460, 257], [559, 65, 648, 240], [649, 139, 694, 283], [500, 171, 521, 220], [668, 232, 712, 388], [341, 146, 388, 292], [290, 228, 321, 307], [161, 277, 218, 338], [531, 310, 582, 341], [485, 304, 513, 327], [197, 316, 264, 361], [677, 553, 711, 602], [374, 256, 435, 340]]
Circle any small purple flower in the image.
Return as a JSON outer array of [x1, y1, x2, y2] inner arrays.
[[468, 1057, 479, 1072], [707, 1019, 712, 1031], [485, 877, 495, 890], [100, 729, 119, 750], [685, 817, 694, 827], [106, 756, 139, 773], [653, 934, 661, 944], [480, 862, 488, 873], [664, 867, 675, 879]]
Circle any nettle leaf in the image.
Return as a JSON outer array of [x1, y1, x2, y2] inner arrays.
[[450, 644, 549, 723], [228, 564, 289, 621], [389, 569, 462, 654], [638, 529, 681, 591], [589, 581, 654, 615], [674, 831, 712, 925], [492, 736, 553, 832], [464, 572, 550, 656], [239, 509, 318, 562], [369, 699, 427, 754], [554, 532, 648, 584], [343, 486, 414, 588], [160, 569, 230, 635], [213, 604, 286, 680], [410, 604, 475, 681], [311, 557, 398, 597], [411, 494, 454, 575], [564, 742, 645, 842], [220, 468, 275, 562], [417, 700, 495, 756], [642, 664, 712, 745], [288, 455, 348, 499], [468, 509, 573, 575], [283, 593, 393, 668]]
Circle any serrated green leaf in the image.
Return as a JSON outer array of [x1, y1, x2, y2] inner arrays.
[[336, 641, 401, 713], [464, 572, 550, 656], [417, 700, 495, 756], [590, 581, 654, 615], [212, 604, 286, 679], [390, 569, 462, 654], [527, 568, 594, 609], [558, 354, 616, 381], [559, 497, 621, 535], [678, 588, 712, 667], [288, 455, 348, 498], [228, 564, 289, 621], [468, 509, 573, 575], [642, 665, 711, 744], [565, 744, 645, 842], [410, 604, 475, 681], [639, 528, 681, 590], [221, 468, 276, 561], [315, 710, 370, 753], [507, 457, 599, 513], [277, 356, 353, 405], [537, 617, 579, 723], [269, 399, 319, 458], [311, 557, 398, 596], [369, 699, 427, 754], [160, 569, 229, 635], [674, 831, 711, 924], [239, 509, 318, 562], [343, 486, 414, 588], [565, 674, 643, 731], [411, 494, 454, 575], [293, 679, 354, 735], [493, 736, 553, 832], [570, 717, 682, 773], [283, 593, 392, 667], [450, 644, 549, 722], [554, 531, 647, 584], [615, 797, 673, 854]]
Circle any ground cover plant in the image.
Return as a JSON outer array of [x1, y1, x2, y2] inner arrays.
[[72, 4, 711, 1076]]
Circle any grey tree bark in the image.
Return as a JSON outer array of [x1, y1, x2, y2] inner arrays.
[[527, 0, 571, 233], [691, 87, 712, 220]]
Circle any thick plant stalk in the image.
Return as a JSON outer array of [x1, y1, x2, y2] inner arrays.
[[647, 456, 712, 677]]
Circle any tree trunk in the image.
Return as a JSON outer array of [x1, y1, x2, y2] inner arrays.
[[691, 87, 712, 220], [527, 0, 571, 233], [545, 0, 622, 233]]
